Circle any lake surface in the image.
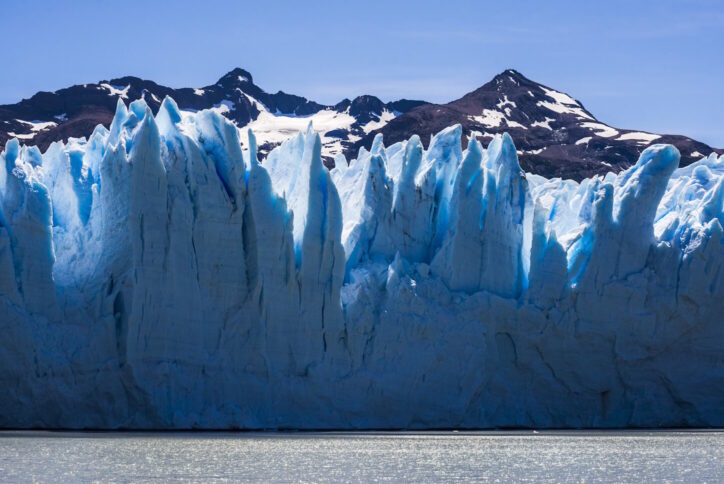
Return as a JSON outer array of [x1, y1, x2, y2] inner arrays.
[[1, 430, 722, 482]]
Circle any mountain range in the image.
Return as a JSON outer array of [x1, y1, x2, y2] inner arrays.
[[0, 67, 719, 180]]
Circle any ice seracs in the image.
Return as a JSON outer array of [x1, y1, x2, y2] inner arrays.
[[1, 97, 723, 429]]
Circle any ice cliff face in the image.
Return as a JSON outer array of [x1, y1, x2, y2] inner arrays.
[[1, 98, 723, 429]]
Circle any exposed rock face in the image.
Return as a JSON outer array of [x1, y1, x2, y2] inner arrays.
[[353, 69, 721, 180], [0, 67, 425, 168], [2, 68, 719, 180]]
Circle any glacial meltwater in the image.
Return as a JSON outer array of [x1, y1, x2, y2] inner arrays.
[[1, 431, 722, 482]]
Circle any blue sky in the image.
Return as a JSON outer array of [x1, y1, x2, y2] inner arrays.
[[1, 0, 722, 146]]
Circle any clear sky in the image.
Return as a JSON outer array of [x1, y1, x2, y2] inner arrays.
[[1, 0, 722, 146]]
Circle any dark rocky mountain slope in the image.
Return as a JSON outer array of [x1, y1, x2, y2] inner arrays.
[[353, 69, 720, 180], [1, 68, 719, 179]]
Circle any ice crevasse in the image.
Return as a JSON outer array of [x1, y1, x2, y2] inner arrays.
[[0, 97, 723, 429]]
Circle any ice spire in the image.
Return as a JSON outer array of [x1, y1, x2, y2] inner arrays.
[[430, 136, 484, 292], [477, 133, 529, 298]]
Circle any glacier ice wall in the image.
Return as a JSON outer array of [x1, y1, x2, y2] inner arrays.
[[1, 97, 723, 429]]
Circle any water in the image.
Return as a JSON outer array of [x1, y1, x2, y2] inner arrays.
[[0, 430, 722, 482]]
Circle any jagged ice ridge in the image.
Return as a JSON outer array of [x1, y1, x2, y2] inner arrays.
[[1, 97, 723, 428]]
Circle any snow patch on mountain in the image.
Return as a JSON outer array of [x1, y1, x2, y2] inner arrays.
[[16, 120, 57, 132], [541, 85, 580, 106], [362, 109, 395, 134], [470, 110, 526, 130], [531, 117, 555, 130], [7, 120, 57, 140], [210, 100, 235, 114], [99, 83, 130, 99], [617, 131, 661, 144], [240, 103, 357, 159], [581, 122, 619, 138], [535, 85, 594, 121]]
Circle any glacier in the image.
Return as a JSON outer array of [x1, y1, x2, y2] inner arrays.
[[0, 97, 723, 429]]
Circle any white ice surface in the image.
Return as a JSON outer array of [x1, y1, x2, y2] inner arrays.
[[1, 98, 723, 430]]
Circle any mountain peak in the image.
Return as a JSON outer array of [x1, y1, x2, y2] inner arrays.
[[496, 68, 525, 79], [216, 67, 254, 86], [349, 95, 385, 116], [486, 69, 536, 91]]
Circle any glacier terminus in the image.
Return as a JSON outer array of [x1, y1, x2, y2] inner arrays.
[[0, 97, 722, 429]]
